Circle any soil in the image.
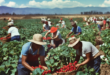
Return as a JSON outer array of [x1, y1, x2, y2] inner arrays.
[[1, 14, 110, 20], [95, 36, 103, 46], [100, 64, 110, 75]]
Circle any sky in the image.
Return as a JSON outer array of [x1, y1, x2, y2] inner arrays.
[[0, 0, 110, 8]]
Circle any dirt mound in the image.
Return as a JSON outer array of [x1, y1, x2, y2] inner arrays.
[[95, 36, 103, 45], [22, 16, 32, 19], [100, 64, 110, 75]]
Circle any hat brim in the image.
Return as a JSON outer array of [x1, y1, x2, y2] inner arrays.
[[68, 38, 80, 47], [28, 40, 47, 45]]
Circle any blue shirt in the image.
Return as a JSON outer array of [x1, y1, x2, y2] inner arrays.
[[20, 42, 45, 58], [71, 26, 82, 34]]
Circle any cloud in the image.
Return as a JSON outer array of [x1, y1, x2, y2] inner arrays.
[[0, 0, 5, 5], [6, 1, 16, 7], [28, 0, 84, 8], [104, 0, 110, 4], [99, 4, 107, 7], [19, 4, 28, 8]]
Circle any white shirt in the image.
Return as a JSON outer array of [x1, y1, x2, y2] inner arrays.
[[48, 21, 51, 26], [76, 41, 99, 58], [61, 21, 66, 28], [86, 22, 89, 25], [51, 38, 65, 45], [8, 27, 20, 37], [43, 24, 50, 30], [56, 24, 60, 26], [48, 30, 62, 39]]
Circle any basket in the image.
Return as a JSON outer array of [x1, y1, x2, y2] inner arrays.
[[52, 70, 77, 75], [0, 37, 11, 44], [95, 36, 103, 45]]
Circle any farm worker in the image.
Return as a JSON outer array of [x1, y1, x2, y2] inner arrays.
[[68, 37, 103, 73], [107, 17, 110, 28], [43, 21, 50, 31], [66, 21, 82, 38], [17, 34, 48, 75], [59, 20, 66, 28], [103, 18, 106, 29], [47, 18, 52, 26], [41, 18, 46, 23], [4, 22, 20, 41], [94, 18, 97, 24], [96, 20, 103, 31], [84, 17, 87, 22], [86, 20, 90, 26], [70, 18, 73, 22], [56, 22, 60, 28], [44, 27, 64, 48], [8, 18, 14, 24]]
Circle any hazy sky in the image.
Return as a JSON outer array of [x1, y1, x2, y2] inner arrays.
[[0, 0, 110, 8]]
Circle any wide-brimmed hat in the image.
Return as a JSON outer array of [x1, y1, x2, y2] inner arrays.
[[8, 18, 12, 22], [68, 37, 80, 47], [48, 18, 50, 20], [59, 20, 61, 22], [74, 21, 77, 24], [71, 21, 76, 26], [28, 34, 47, 45], [50, 27, 57, 33], [60, 18, 62, 20], [88, 20, 90, 22], [7, 22, 13, 26]]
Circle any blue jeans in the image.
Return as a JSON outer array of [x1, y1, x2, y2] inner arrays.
[[11, 35, 20, 41], [17, 58, 39, 75], [87, 56, 101, 73], [98, 25, 101, 31]]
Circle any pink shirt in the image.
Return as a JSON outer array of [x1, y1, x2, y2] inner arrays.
[[103, 20, 106, 25]]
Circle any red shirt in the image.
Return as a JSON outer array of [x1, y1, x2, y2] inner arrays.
[[103, 20, 106, 25]]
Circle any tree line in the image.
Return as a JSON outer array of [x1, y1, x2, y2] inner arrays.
[[81, 11, 110, 15]]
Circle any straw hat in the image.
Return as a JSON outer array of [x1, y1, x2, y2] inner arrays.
[[8, 18, 12, 22], [59, 20, 61, 22], [7, 22, 13, 26], [28, 34, 47, 45], [88, 20, 90, 22], [50, 27, 57, 33], [68, 37, 80, 47], [74, 21, 77, 24], [71, 21, 76, 26], [48, 18, 50, 21]]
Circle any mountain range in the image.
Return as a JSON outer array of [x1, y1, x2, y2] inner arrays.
[[0, 6, 110, 14]]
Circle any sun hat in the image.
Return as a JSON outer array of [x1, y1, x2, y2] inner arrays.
[[7, 22, 13, 26], [8, 18, 12, 22], [59, 20, 61, 22], [50, 27, 57, 33], [28, 34, 47, 45], [48, 18, 50, 21], [71, 21, 76, 26], [88, 20, 90, 22], [60, 18, 62, 20], [68, 37, 80, 47], [74, 21, 77, 24]]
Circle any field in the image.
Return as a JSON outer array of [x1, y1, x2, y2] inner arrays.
[[0, 14, 110, 20], [0, 17, 110, 75]]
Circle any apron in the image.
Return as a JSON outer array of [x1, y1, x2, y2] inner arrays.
[[27, 44, 40, 62], [17, 43, 40, 75]]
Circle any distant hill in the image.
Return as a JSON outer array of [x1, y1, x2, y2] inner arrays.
[[0, 6, 110, 14]]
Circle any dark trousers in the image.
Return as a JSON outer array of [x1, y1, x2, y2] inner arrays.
[[87, 56, 101, 73], [17, 58, 39, 75], [11, 35, 20, 41]]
